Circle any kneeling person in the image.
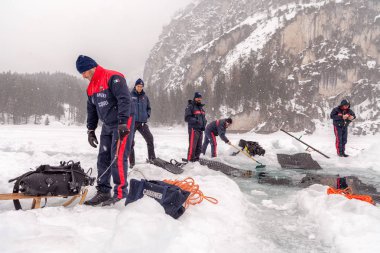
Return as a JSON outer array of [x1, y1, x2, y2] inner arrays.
[[202, 118, 232, 157]]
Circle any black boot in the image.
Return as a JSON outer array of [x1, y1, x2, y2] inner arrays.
[[342, 153, 349, 157], [84, 191, 111, 206], [146, 158, 156, 164], [102, 196, 121, 206]]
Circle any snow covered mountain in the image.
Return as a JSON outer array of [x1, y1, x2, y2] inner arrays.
[[144, 0, 380, 135]]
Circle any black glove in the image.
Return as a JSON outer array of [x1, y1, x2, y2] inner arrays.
[[118, 124, 130, 140], [87, 130, 98, 148]]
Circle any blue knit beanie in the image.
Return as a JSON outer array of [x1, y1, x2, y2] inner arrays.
[[194, 92, 202, 99], [135, 78, 144, 86], [76, 55, 98, 73]]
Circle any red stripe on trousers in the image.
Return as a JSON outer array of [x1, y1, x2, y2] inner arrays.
[[117, 117, 133, 199], [188, 129, 195, 161], [211, 132, 217, 157], [334, 126, 340, 155]]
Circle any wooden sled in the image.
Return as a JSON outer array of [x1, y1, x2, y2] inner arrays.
[[0, 188, 88, 209]]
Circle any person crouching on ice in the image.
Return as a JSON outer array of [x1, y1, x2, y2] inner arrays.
[[330, 99, 356, 157], [185, 92, 207, 162], [201, 118, 232, 157], [76, 55, 135, 206]]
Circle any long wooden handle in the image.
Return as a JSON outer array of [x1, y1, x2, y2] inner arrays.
[[230, 144, 263, 165], [280, 129, 330, 159]]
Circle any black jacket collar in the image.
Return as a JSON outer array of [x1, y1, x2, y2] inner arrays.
[[133, 88, 145, 96]]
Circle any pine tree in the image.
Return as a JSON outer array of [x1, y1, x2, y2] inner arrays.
[[44, 116, 50, 126]]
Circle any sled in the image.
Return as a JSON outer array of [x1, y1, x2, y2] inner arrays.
[[148, 157, 184, 174], [180, 158, 254, 178], [199, 158, 254, 178], [0, 188, 88, 210]]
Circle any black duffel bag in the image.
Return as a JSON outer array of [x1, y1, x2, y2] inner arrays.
[[9, 161, 95, 210], [238, 139, 265, 156]]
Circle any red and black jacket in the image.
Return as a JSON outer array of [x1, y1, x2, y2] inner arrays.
[[184, 100, 207, 131], [330, 104, 356, 127], [205, 119, 229, 143], [86, 66, 132, 130]]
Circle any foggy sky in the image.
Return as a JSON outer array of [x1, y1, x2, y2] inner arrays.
[[0, 0, 191, 82]]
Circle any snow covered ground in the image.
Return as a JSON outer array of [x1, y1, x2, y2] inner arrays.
[[0, 124, 380, 253]]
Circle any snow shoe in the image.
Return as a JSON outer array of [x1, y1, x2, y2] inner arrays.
[[102, 196, 121, 206], [148, 157, 184, 174], [84, 191, 111, 206]]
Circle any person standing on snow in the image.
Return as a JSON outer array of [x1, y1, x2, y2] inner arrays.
[[330, 99, 356, 157], [129, 78, 156, 168], [76, 55, 134, 206], [185, 92, 207, 162], [201, 118, 233, 157]]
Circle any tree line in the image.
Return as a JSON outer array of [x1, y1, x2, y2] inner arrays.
[[0, 71, 87, 124]]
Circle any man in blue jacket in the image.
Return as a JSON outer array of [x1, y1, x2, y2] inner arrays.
[[185, 92, 207, 162], [202, 118, 232, 157], [129, 78, 155, 167], [76, 55, 135, 206], [330, 99, 356, 157]]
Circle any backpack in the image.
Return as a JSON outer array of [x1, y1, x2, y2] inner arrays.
[[238, 139, 265, 156], [9, 161, 95, 210], [126, 179, 190, 219]]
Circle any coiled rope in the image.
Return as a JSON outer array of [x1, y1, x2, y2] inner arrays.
[[327, 187, 375, 205], [164, 177, 218, 208]]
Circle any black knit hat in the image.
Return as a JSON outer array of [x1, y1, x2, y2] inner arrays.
[[194, 92, 202, 99], [340, 99, 350, 107], [226, 118, 233, 124], [76, 55, 98, 73], [135, 78, 144, 86]]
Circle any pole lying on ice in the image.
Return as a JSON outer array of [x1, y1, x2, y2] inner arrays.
[[280, 129, 330, 159]]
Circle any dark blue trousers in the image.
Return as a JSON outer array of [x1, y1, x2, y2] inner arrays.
[[187, 129, 203, 161], [97, 116, 135, 199], [202, 130, 218, 157], [333, 125, 348, 155], [129, 122, 156, 165]]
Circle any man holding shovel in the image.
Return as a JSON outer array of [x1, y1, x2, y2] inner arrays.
[[76, 55, 134, 206], [201, 118, 232, 157]]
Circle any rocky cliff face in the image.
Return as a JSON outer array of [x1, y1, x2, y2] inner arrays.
[[144, 0, 380, 135]]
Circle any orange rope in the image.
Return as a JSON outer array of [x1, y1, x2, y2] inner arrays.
[[163, 177, 218, 208], [327, 187, 375, 205]]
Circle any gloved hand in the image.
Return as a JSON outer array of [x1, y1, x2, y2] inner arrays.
[[87, 130, 98, 148], [118, 124, 130, 140]]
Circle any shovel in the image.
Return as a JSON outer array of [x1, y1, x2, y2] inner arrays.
[[230, 143, 266, 169]]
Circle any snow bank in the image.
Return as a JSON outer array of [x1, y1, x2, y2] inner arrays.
[[296, 184, 380, 252], [0, 125, 260, 253], [0, 164, 258, 253]]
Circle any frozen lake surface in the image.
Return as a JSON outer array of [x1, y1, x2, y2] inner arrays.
[[0, 125, 379, 253]]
